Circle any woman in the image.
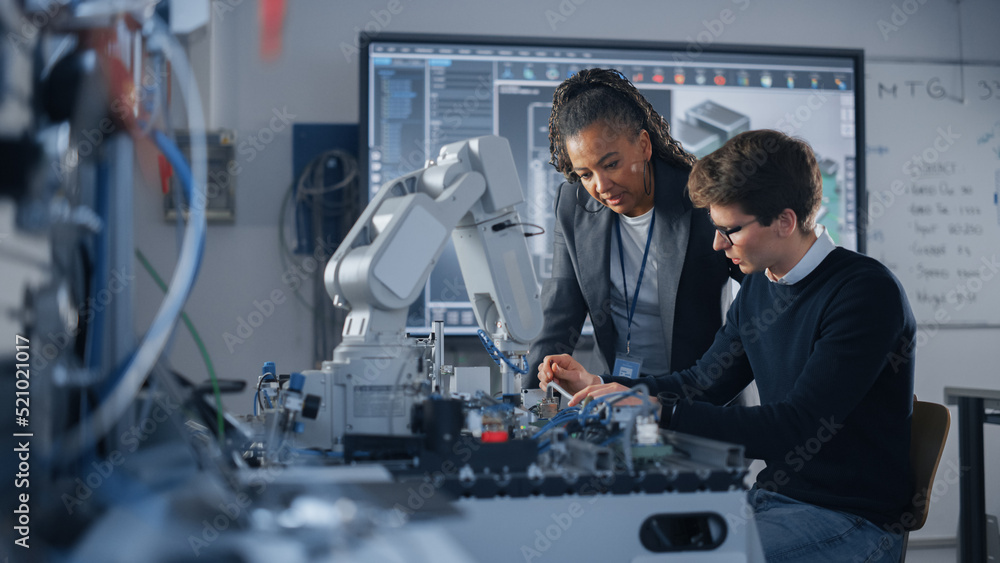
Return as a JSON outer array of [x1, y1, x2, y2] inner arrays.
[[529, 68, 740, 387]]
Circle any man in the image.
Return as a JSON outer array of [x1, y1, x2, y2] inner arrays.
[[538, 130, 916, 562]]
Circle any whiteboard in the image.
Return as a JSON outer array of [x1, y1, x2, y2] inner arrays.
[[865, 63, 1000, 326]]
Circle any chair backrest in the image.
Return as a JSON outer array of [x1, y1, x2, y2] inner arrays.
[[905, 400, 951, 532]]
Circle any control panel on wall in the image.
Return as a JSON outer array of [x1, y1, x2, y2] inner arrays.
[[163, 129, 238, 222]]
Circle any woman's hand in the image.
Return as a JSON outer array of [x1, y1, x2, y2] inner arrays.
[[536, 354, 600, 396]]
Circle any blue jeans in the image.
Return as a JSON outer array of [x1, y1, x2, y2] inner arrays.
[[748, 486, 903, 562]]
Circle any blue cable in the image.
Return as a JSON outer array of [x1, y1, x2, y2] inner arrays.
[[531, 407, 581, 440], [152, 129, 205, 279], [532, 388, 656, 450], [476, 329, 528, 375], [153, 130, 193, 200]]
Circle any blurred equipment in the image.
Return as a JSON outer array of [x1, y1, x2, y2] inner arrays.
[[0, 3, 255, 562], [0, 0, 40, 201]]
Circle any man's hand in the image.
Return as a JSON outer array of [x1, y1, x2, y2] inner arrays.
[[536, 354, 600, 396], [566, 381, 644, 407]]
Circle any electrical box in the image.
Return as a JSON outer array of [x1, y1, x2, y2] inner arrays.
[[164, 129, 237, 222]]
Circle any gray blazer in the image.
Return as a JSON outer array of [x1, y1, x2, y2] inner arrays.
[[527, 158, 737, 387]]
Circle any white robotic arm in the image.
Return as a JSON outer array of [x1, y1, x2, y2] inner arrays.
[[325, 135, 542, 350], [294, 136, 542, 447]]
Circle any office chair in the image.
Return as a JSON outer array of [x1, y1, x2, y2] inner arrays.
[[899, 399, 951, 562]]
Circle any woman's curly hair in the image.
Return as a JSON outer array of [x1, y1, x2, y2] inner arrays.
[[548, 68, 695, 183]]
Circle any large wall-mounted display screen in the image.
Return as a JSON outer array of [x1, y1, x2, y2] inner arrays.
[[360, 34, 865, 334]]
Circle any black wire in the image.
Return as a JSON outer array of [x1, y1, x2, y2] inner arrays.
[[302, 151, 359, 364], [487, 219, 546, 237], [455, 212, 517, 230], [256, 372, 276, 411], [513, 222, 545, 237], [278, 150, 361, 316], [279, 181, 315, 309], [575, 184, 604, 214]]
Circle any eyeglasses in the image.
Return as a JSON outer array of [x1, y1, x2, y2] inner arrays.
[[715, 218, 759, 245]]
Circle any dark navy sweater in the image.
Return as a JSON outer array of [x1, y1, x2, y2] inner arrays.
[[607, 248, 916, 528]]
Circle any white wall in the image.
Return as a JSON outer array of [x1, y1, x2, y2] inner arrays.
[[130, 0, 1000, 547]]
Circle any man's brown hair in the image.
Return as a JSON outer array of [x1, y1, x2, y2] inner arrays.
[[688, 129, 822, 233]]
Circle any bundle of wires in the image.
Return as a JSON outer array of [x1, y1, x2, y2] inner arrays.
[[576, 384, 657, 423], [476, 329, 528, 374], [532, 384, 657, 461], [277, 148, 359, 308], [531, 406, 581, 441], [278, 149, 358, 363]]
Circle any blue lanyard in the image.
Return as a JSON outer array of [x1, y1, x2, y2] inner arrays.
[[615, 211, 655, 355]]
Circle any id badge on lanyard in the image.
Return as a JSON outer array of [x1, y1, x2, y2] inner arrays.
[[612, 213, 654, 380], [613, 352, 643, 380]]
